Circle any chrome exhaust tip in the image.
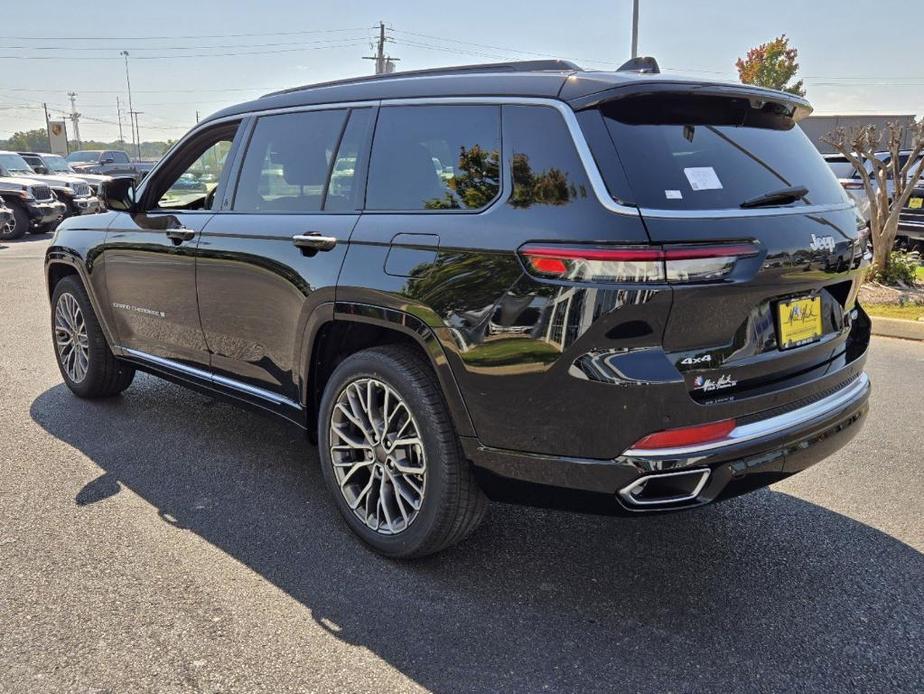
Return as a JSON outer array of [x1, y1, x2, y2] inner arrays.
[[618, 468, 710, 507]]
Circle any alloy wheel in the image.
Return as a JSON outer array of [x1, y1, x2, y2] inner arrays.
[[329, 377, 427, 535], [54, 292, 90, 383]]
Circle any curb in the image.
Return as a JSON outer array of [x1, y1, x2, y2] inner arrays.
[[870, 316, 924, 341]]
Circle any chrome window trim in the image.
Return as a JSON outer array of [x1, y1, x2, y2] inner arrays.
[[624, 372, 869, 458], [122, 347, 302, 410], [174, 95, 855, 220]]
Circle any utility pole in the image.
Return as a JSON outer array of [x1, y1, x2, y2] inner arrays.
[[67, 92, 81, 148], [630, 0, 640, 58], [116, 96, 125, 145], [121, 50, 140, 159], [43, 102, 52, 151], [129, 111, 143, 160], [363, 21, 398, 74]]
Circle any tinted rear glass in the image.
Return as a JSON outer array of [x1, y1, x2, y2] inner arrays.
[[593, 94, 848, 210]]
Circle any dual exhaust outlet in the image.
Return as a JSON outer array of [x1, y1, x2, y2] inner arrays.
[[618, 468, 711, 508]]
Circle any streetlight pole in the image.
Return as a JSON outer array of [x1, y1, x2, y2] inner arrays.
[[631, 0, 640, 58], [121, 50, 140, 160]]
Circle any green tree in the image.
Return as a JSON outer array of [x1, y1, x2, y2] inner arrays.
[[735, 34, 805, 96], [6, 129, 51, 152]]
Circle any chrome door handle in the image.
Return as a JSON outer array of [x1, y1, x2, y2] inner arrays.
[[293, 233, 337, 252], [165, 228, 196, 242]]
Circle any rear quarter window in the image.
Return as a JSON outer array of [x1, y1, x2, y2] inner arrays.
[[365, 105, 501, 211], [588, 94, 849, 211]]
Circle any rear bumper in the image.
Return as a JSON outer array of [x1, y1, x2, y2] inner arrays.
[[464, 371, 870, 515]]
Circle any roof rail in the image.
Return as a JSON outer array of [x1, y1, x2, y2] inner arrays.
[[617, 56, 660, 74], [263, 59, 583, 97]]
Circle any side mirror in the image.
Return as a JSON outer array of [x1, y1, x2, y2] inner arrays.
[[100, 176, 136, 212], [35, 165, 49, 174], [100, 158, 114, 165]]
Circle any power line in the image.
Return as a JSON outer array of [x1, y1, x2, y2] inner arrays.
[[0, 41, 367, 61], [0, 26, 370, 41]]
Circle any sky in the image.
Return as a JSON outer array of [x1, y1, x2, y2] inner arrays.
[[2, 0, 922, 143]]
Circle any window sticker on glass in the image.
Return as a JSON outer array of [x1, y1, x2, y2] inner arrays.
[[665, 189, 683, 199], [684, 166, 723, 191]]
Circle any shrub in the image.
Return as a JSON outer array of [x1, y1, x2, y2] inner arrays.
[[868, 249, 921, 285]]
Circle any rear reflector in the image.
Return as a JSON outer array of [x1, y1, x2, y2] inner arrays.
[[631, 418, 736, 450], [520, 243, 758, 284]]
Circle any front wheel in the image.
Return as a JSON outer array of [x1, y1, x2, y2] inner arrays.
[[51, 275, 135, 398], [1, 203, 29, 240], [318, 345, 487, 558]]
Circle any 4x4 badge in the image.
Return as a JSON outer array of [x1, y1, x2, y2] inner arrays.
[[681, 354, 712, 366]]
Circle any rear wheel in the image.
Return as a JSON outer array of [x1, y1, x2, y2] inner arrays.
[[51, 275, 135, 398], [318, 345, 487, 558], [1, 203, 29, 240]]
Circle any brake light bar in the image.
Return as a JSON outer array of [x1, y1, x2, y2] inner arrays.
[[630, 418, 737, 451], [520, 243, 759, 284]]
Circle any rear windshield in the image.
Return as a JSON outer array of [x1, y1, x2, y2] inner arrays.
[[592, 94, 848, 210], [66, 151, 101, 163]]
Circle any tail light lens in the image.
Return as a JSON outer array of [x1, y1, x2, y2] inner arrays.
[[630, 418, 736, 451], [520, 243, 759, 284], [841, 180, 864, 191]]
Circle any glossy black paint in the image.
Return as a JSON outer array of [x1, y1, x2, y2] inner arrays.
[[45, 65, 870, 517]]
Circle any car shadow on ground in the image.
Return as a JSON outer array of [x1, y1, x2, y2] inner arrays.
[[1, 231, 52, 246], [30, 377, 924, 692]]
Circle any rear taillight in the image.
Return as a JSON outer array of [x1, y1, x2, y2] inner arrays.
[[840, 180, 864, 191], [630, 418, 736, 451], [520, 243, 759, 284]]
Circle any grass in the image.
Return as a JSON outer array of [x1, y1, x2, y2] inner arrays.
[[917, 266, 924, 282], [864, 303, 924, 321]]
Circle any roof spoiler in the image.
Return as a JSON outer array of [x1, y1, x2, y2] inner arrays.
[[617, 56, 660, 74]]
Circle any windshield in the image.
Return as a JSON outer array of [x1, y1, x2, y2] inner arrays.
[[66, 151, 101, 163], [0, 153, 37, 175], [43, 155, 72, 173], [590, 94, 848, 210]]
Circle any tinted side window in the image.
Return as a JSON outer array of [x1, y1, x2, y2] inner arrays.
[[233, 109, 347, 213], [108, 151, 130, 163], [366, 105, 500, 211], [504, 105, 591, 209]]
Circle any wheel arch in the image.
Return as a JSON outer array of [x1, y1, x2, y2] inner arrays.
[[45, 251, 119, 350], [302, 301, 476, 442]]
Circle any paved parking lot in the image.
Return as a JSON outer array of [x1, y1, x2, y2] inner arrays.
[[1, 236, 922, 693]]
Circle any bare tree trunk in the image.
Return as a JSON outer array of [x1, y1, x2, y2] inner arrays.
[[874, 216, 899, 274]]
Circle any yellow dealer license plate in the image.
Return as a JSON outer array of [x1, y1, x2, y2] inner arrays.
[[778, 296, 823, 349], [909, 197, 923, 209]]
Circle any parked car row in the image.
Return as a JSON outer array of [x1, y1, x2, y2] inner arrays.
[[823, 149, 924, 250], [0, 150, 120, 241]]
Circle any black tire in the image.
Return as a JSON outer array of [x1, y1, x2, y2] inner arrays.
[[29, 222, 54, 235], [318, 345, 487, 558], [51, 275, 135, 398], [1, 203, 29, 240]]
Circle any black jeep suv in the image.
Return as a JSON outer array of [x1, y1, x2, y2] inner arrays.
[[45, 60, 871, 557]]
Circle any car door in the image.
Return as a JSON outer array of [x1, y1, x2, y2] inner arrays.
[[103, 121, 243, 370], [195, 106, 374, 406]]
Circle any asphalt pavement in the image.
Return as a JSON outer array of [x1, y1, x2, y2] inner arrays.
[[1, 236, 922, 693]]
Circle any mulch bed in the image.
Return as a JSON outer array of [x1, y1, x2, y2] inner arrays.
[[858, 281, 924, 305]]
